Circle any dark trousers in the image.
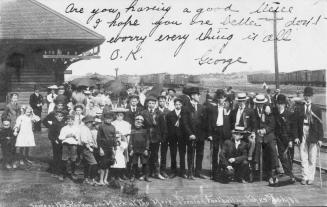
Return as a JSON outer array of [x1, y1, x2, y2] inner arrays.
[[149, 142, 160, 175], [178, 136, 187, 175], [212, 126, 224, 178], [132, 163, 149, 178], [219, 160, 250, 181], [51, 141, 62, 175], [276, 139, 293, 176], [33, 108, 42, 131], [160, 137, 178, 173], [1, 141, 16, 165], [255, 137, 278, 177], [187, 139, 205, 175]]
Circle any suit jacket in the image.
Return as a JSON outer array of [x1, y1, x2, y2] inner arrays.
[[294, 103, 323, 143], [140, 109, 166, 143], [29, 93, 43, 112], [182, 102, 207, 141], [220, 139, 248, 168], [231, 107, 256, 132], [166, 109, 184, 139], [207, 103, 232, 141], [254, 107, 276, 143], [273, 108, 296, 147], [125, 104, 143, 124]]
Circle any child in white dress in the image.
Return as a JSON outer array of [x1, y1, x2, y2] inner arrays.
[[13, 106, 40, 165], [111, 134, 128, 181]]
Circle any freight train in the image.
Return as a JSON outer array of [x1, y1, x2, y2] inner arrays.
[[140, 73, 201, 87], [247, 69, 326, 87]]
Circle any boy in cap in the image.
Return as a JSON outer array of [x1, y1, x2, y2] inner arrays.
[[58, 114, 79, 180], [294, 87, 323, 185], [42, 110, 66, 178], [219, 129, 250, 183], [129, 115, 150, 182], [141, 95, 166, 180], [97, 112, 117, 185]]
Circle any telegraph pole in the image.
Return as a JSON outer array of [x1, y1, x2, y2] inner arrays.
[[115, 68, 118, 79], [273, 11, 280, 89]]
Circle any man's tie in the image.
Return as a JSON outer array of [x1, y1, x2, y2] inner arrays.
[[305, 104, 311, 124]]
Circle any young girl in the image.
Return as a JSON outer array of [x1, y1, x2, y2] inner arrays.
[[13, 106, 40, 165]]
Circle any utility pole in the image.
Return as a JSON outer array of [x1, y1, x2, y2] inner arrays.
[[115, 68, 118, 79], [273, 11, 280, 89]]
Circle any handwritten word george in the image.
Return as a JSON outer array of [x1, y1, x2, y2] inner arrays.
[[195, 49, 247, 72]]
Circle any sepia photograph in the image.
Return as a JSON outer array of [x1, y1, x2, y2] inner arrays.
[[0, 0, 326, 206]]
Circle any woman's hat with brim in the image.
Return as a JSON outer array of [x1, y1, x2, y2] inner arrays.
[[48, 85, 58, 90], [103, 112, 115, 119], [253, 94, 268, 104], [235, 92, 248, 101]]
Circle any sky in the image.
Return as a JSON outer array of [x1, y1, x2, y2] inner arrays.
[[38, 0, 327, 76]]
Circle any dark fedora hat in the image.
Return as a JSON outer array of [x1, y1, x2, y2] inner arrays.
[[215, 89, 226, 99], [189, 87, 200, 95], [303, 86, 314, 97], [277, 94, 288, 104]]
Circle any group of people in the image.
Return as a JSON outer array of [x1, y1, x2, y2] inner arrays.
[[0, 83, 324, 187]]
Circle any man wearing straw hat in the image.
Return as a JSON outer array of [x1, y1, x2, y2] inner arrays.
[[293, 87, 323, 185], [253, 94, 279, 185], [231, 92, 257, 181]]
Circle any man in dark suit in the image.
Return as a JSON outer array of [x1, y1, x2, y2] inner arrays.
[[294, 87, 323, 185], [125, 94, 143, 125], [230, 92, 257, 181], [165, 98, 184, 178], [140, 95, 166, 180], [219, 129, 250, 183], [29, 85, 43, 132], [182, 87, 207, 179], [207, 89, 232, 181], [273, 94, 296, 183], [253, 94, 278, 185]]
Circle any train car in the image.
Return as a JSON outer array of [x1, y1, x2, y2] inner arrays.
[[311, 69, 326, 86]]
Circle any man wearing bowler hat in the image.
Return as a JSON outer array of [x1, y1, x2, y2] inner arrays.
[[29, 85, 44, 132], [182, 87, 207, 179], [293, 87, 323, 185], [273, 94, 296, 184]]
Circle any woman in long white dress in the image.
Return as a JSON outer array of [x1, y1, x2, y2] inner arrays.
[[47, 86, 58, 114], [14, 106, 40, 165]]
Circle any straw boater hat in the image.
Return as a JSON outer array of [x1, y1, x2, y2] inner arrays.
[[253, 94, 268, 104], [111, 108, 129, 113], [48, 85, 58, 90], [84, 90, 91, 95], [235, 92, 248, 101]]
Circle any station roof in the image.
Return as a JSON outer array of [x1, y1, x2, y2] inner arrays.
[[0, 0, 105, 44]]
